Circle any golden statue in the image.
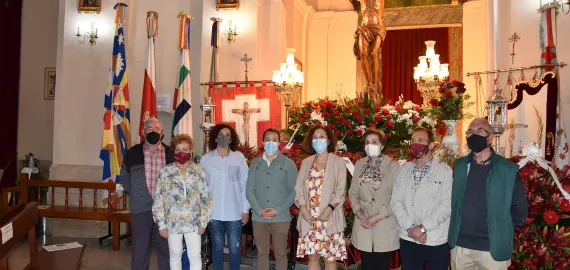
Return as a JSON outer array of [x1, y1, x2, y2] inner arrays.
[[353, 0, 386, 95]]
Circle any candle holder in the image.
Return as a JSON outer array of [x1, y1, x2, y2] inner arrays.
[[76, 22, 99, 45]]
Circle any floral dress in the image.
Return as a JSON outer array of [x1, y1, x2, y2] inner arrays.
[[296, 162, 347, 261]]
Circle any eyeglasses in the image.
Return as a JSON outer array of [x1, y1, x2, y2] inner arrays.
[[465, 128, 490, 137]]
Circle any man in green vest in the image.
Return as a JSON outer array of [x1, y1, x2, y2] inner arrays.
[[449, 118, 528, 269]]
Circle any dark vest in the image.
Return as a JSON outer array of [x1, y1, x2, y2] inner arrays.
[[448, 150, 519, 261]]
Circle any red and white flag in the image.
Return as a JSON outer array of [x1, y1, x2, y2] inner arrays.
[[139, 11, 159, 142]]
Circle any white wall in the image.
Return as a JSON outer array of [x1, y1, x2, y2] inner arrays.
[[18, 0, 58, 162], [50, 0, 286, 171], [306, 11, 358, 102]]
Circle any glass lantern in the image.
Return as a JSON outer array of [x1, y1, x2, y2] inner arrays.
[[487, 89, 508, 153], [200, 96, 216, 153]]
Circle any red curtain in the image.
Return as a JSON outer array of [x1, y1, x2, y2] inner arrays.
[[0, 0, 22, 188], [381, 27, 450, 104]]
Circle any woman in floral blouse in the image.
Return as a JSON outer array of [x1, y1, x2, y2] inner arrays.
[[152, 134, 213, 270], [348, 129, 400, 270]]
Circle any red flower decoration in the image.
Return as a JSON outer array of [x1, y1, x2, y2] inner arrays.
[[327, 124, 335, 130], [438, 101, 445, 107], [333, 111, 340, 116], [373, 115, 382, 122], [364, 108, 370, 114], [386, 133, 391, 139], [412, 116, 421, 123], [444, 91, 453, 99], [344, 107, 350, 113], [334, 130, 341, 137], [375, 106, 381, 113], [303, 113, 310, 118], [356, 130, 363, 136], [560, 199, 570, 212], [382, 109, 390, 116], [414, 105, 421, 111], [429, 99, 439, 106], [347, 129, 354, 136], [322, 112, 329, 118], [369, 123, 376, 129], [544, 210, 559, 224], [344, 119, 351, 126], [386, 121, 394, 129], [523, 259, 536, 270], [394, 105, 403, 113], [351, 109, 359, 116], [357, 116, 365, 122], [358, 101, 364, 107]]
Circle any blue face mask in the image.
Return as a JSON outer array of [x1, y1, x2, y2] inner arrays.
[[263, 141, 279, 155], [312, 139, 328, 153]]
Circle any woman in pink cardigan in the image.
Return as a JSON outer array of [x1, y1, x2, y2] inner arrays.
[[295, 124, 347, 270]]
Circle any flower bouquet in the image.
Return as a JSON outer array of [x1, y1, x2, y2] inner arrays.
[[508, 156, 570, 269], [426, 80, 473, 121]]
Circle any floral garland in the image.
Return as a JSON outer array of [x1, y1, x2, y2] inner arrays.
[[509, 156, 570, 269]]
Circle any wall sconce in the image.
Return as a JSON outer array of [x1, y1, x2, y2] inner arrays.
[[77, 22, 99, 45], [225, 20, 238, 43]]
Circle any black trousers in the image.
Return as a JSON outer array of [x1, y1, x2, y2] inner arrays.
[[131, 211, 170, 270], [360, 250, 393, 270], [399, 239, 449, 270]]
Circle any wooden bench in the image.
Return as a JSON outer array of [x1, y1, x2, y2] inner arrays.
[[0, 202, 38, 270], [1, 173, 131, 251]]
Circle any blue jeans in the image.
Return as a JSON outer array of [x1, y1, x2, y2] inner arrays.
[[208, 219, 242, 270]]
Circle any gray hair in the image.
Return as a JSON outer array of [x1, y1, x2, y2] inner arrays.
[[144, 117, 162, 130], [469, 118, 493, 133]]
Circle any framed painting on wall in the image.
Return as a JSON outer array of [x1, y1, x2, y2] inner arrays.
[[217, 0, 239, 10], [44, 68, 56, 100], [78, 0, 101, 13]]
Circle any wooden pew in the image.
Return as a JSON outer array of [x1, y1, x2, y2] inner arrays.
[[0, 202, 39, 269], [1, 174, 131, 251]]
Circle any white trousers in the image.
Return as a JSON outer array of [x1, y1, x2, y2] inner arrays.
[[450, 246, 510, 270], [167, 231, 202, 270]]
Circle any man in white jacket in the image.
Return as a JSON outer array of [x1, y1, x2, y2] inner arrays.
[[391, 127, 452, 269]]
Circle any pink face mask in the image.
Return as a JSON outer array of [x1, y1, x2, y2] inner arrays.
[[174, 152, 191, 164]]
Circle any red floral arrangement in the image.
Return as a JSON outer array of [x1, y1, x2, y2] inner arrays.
[[287, 92, 436, 152], [426, 80, 473, 121], [508, 156, 570, 269]]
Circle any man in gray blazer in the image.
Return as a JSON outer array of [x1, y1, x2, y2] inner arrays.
[[391, 127, 453, 269]]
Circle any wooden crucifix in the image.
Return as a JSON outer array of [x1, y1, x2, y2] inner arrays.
[[232, 102, 260, 146], [240, 54, 252, 81]]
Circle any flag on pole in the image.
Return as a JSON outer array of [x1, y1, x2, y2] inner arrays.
[[209, 18, 222, 82], [172, 12, 193, 137], [139, 11, 159, 142], [539, 7, 557, 75], [100, 3, 131, 208]]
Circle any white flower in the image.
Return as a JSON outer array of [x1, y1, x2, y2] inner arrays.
[[357, 125, 367, 131]]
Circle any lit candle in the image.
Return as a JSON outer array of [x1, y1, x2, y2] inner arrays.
[[234, 24, 236, 33], [77, 26, 80, 34], [95, 28, 98, 36]]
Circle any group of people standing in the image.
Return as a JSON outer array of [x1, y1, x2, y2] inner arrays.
[[120, 116, 528, 270]]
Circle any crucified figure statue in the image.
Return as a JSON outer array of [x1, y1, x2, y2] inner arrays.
[[232, 102, 260, 146], [353, 0, 386, 96]]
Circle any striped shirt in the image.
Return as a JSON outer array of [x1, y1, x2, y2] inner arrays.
[[143, 142, 166, 198]]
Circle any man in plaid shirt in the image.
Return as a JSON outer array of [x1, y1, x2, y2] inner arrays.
[[391, 127, 453, 269], [120, 118, 175, 270]]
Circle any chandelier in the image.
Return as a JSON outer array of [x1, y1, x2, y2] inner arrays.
[[272, 48, 304, 127], [413, 40, 449, 106]]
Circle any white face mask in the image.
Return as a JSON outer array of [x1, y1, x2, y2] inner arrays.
[[365, 144, 382, 157]]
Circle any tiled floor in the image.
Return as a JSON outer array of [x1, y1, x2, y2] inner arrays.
[[6, 236, 257, 270]]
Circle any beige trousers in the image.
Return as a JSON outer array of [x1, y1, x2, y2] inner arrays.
[[450, 246, 510, 270], [253, 221, 290, 270]]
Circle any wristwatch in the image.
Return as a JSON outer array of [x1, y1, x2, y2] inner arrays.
[[420, 225, 427, 233]]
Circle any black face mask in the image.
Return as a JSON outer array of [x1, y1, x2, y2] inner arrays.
[[145, 132, 161, 145], [467, 134, 489, 153]]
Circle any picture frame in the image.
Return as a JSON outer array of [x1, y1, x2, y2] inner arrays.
[[78, 0, 101, 14], [44, 68, 56, 100], [216, 0, 239, 10]]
